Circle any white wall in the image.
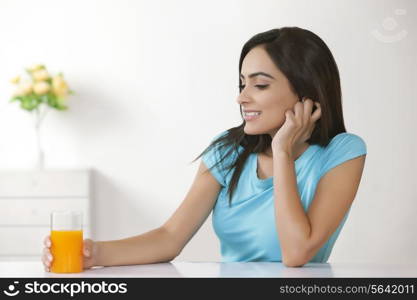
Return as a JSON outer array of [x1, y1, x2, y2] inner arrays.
[[0, 0, 415, 263]]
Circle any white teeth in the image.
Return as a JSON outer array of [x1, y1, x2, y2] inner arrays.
[[245, 112, 261, 116]]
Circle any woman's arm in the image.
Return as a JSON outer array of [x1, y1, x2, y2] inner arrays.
[[94, 227, 178, 266], [94, 160, 221, 267], [273, 150, 366, 267]]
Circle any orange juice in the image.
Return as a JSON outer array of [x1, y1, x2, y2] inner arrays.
[[50, 230, 83, 273]]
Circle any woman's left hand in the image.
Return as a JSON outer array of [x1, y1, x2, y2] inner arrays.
[[271, 98, 322, 157]]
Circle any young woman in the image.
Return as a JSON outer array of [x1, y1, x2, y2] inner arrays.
[[42, 27, 366, 270]]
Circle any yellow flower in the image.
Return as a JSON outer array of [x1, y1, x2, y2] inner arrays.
[[13, 81, 33, 97], [52, 75, 69, 98], [32, 69, 50, 81], [10, 76, 21, 84], [33, 81, 51, 95], [27, 64, 45, 73]]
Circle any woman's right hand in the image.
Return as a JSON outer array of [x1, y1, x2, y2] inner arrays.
[[42, 235, 97, 272]]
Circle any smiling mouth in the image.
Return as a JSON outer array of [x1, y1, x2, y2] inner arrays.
[[243, 112, 261, 116], [243, 112, 261, 121]]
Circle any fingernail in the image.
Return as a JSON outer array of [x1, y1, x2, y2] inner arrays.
[[85, 250, 90, 256], [47, 241, 51, 247], [48, 254, 52, 261]]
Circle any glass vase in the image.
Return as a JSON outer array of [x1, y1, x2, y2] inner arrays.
[[34, 105, 49, 170]]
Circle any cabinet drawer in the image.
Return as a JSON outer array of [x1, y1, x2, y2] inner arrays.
[[0, 227, 49, 256], [0, 198, 90, 226], [0, 226, 91, 256], [0, 170, 90, 197]]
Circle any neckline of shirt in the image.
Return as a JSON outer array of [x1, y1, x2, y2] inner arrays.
[[253, 144, 316, 187]]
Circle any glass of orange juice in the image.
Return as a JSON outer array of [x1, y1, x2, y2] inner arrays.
[[50, 210, 83, 273]]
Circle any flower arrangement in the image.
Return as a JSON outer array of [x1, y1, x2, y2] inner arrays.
[[9, 64, 73, 111], [9, 64, 74, 169]]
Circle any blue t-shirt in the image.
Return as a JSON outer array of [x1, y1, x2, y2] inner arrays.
[[202, 131, 367, 262]]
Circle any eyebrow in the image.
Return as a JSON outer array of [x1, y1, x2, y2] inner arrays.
[[239, 72, 275, 80]]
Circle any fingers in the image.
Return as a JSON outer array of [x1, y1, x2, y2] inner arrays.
[[43, 235, 51, 248], [83, 246, 90, 258], [83, 239, 93, 258], [311, 101, 321, 122], [42, 247, 53, 272], [293, 100, 304, 124], [294, 98, 313, 126], [42, 235, 52, 272], [82, 239, 95, 270], [301, 98, 314, 123], [300, 98, 321, 123]]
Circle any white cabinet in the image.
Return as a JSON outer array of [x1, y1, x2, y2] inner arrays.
[[0, 169, 91, 261]]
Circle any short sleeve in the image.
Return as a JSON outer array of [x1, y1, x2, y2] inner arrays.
[[202, 131, 235, 187], [320, 133, 367, 177]]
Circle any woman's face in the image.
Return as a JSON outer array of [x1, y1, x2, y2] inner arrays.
[[237, 45, 300, 137]]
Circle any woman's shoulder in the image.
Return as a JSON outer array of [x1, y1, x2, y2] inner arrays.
[[318, 132, 367, 176], [324, 132, 367, 154], [202, 129, 244, 187], [204, 129, 244, 162]]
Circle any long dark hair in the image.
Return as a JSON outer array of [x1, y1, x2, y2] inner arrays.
[[191, 27, 346, 207]]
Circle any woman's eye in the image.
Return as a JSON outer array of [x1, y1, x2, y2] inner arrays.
[[255, 85, 269, 89], [238, 84, 269, 91]]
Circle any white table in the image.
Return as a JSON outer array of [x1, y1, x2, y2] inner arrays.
[[1, 261, 416, 277]]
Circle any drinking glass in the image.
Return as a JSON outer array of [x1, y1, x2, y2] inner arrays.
[[50, 210, 83, 273]]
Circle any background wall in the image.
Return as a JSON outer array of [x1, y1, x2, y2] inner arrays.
[[0, 0, 415, 263]]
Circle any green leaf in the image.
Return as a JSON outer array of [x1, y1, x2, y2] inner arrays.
[[40, 94, 48, 103], [47, 96, 53, 107], [21, 98, 31, 110], [34, 97, 41, 107]]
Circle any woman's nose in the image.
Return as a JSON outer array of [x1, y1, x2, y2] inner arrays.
[[236, 93, 249, 105]]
